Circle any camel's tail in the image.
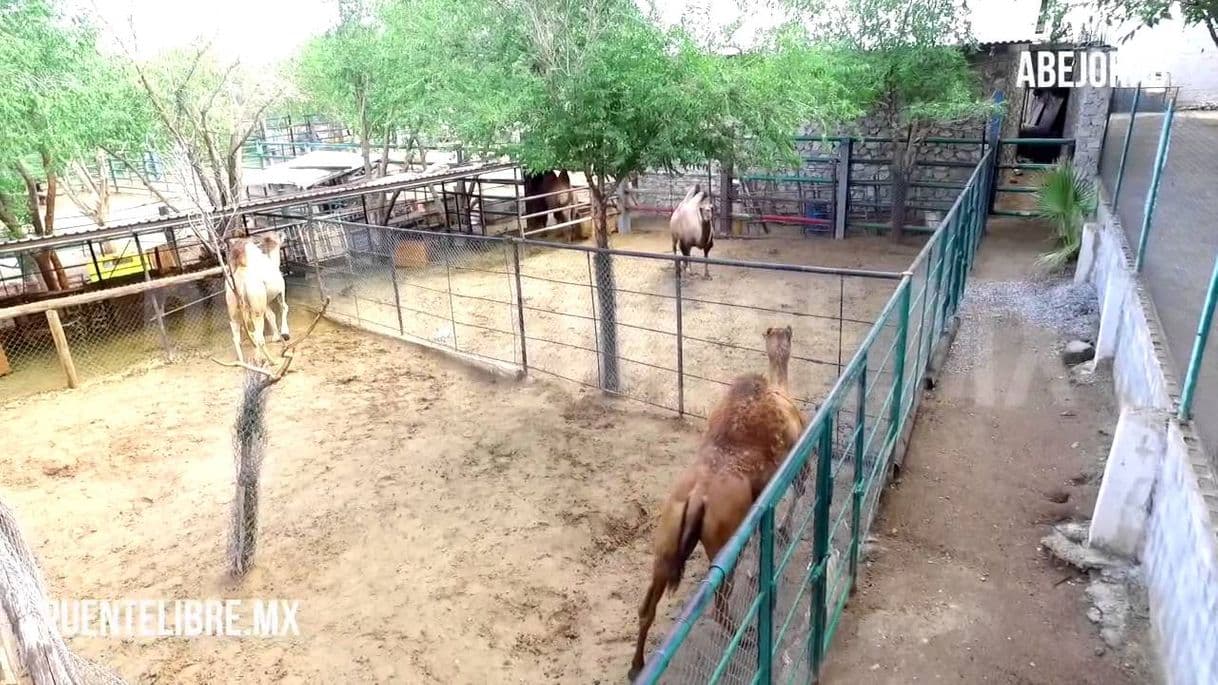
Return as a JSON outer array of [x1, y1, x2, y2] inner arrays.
[[657, 485, 706, 595]]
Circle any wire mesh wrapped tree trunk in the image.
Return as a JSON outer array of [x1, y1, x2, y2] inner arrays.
[[228, 370, 272, 578]]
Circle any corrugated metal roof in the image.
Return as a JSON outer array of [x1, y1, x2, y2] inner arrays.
[[0, 159, 515, 254]]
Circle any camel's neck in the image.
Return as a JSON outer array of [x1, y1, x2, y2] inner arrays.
[[266, 248, 281, 271], [767, 356, 790, 393]]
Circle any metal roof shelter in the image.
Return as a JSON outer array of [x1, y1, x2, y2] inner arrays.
[[0, 160, 515, 256]]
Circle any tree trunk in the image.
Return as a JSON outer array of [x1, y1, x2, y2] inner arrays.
[[889, 141, 909, 241], [33, 251, 63, 291], [586, 173, 619, 392]]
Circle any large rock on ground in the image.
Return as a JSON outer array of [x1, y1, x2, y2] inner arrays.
[[1062, 340, 1096, 366]]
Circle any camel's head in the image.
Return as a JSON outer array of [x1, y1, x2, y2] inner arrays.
[[227, 238, 251, 268], [764, 325, 793, 363], [257, 231, 283, 254]]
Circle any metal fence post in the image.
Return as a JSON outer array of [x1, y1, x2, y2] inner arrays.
[[1113, 84, 1142, 209], [442, 236, 458, 351], [985, 91, 1005, 215], [890, 280, 911, 439], [1134, 96, 1176, 272], [133, 231, 171, 358], [848, 361, 867, 590], [674, 261, 685, 416], [387, 232, 405, 336], [758, 504, 775, 684], [834, 137, 852, 240], [1179, 253, 1218, 421], [810, 421, 834, 675], [512, 241, 529, 374], [305, 204, 327, 304], [719, 159, 734, 238]]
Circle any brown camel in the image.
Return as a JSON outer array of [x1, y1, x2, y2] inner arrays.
[[629, 326, 806, 680]]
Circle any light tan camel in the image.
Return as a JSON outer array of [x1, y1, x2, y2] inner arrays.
[[225, 232, 290, 364], [629, 326, 806, 680], [670, 184, 714, 279]]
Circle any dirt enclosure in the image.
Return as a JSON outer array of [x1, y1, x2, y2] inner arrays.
[[1, 231, 919, 683]]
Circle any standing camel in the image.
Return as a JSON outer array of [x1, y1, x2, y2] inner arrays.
[[523, 170, 578, 240], [225, 232, 290, 364], [629, 326, 805, 680], [670, 184, 714, 279]]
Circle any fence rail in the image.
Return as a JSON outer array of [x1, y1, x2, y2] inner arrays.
[[634, 145, 995, 684], [285, 218, 904, 420], [1098, 85, 1217, 465]]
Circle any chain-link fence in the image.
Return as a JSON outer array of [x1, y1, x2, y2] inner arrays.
[[282, 218, 903, 420], [0, 268, 235, 402], [634, 147, 994, 684], [1098, 85, 1218, 469]]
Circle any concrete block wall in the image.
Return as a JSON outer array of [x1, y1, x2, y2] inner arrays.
[[1077, 191, 1218, 685], [1144, 421, 1218, 685]]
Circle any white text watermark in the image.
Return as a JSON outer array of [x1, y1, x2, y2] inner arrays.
[[1016, 51, 1119, 88], [47, 599, 300, 638]]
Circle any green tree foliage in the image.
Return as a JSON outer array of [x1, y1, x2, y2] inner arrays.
[[434, 0, 862, 245], [784, 0, 999, 239], [0, 0, 156, 288], [121, 41, 283, 236], [1095, 0, 1218, 48], [294, 0, 464, 222]]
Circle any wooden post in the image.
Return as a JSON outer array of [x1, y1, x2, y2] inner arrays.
[[45, 309, 79, 389]]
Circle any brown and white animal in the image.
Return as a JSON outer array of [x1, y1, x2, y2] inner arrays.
[[225, 232, 290, 364], [670, 184, 714, 279], [629, 326, 805, 680], [523, 170, 578, 240]]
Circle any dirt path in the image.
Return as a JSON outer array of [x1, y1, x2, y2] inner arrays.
[[822, 219, 1151, 684]]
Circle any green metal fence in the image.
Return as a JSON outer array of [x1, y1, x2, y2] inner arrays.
[[634, 145, 996, 685]]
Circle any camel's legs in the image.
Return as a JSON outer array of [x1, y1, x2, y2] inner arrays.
[[629, 568, 668, 681], [278, 296, 291, 341], [229, 319, 245, 364], [264, 308, 283, 343], [702, 246, 712, 279]]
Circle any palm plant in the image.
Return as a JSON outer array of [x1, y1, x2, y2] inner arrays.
[[1034, 159, 1098, 271]]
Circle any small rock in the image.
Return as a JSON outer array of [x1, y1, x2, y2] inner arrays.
[[1095, 646, 1106, 656], [1087, 606, 1102, 623], [40, 456, 78, 477], [1063, 340, 1096, 366]]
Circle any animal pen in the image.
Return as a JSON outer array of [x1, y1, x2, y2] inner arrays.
[[260, 141, 998, 682], [0, 129, 1005, 683]]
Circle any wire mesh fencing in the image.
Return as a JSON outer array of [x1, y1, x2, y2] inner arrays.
[[1097, 85, 1218, 468], [633, 147, 994, 684], [285, 219, 902, 419], [0, 271, 237, 402]]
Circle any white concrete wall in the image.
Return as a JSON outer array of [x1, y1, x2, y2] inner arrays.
[[1080, 201, 1177, 411], [1144, 421, 1218, 685], [1077, 192, 1218, 684]]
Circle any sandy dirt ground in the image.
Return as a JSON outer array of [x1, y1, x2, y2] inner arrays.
[[821, 219, 1153, 684], [309, 220, 920, 417], [3, 318, 700, 684], [0, 228, 916, 685]]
